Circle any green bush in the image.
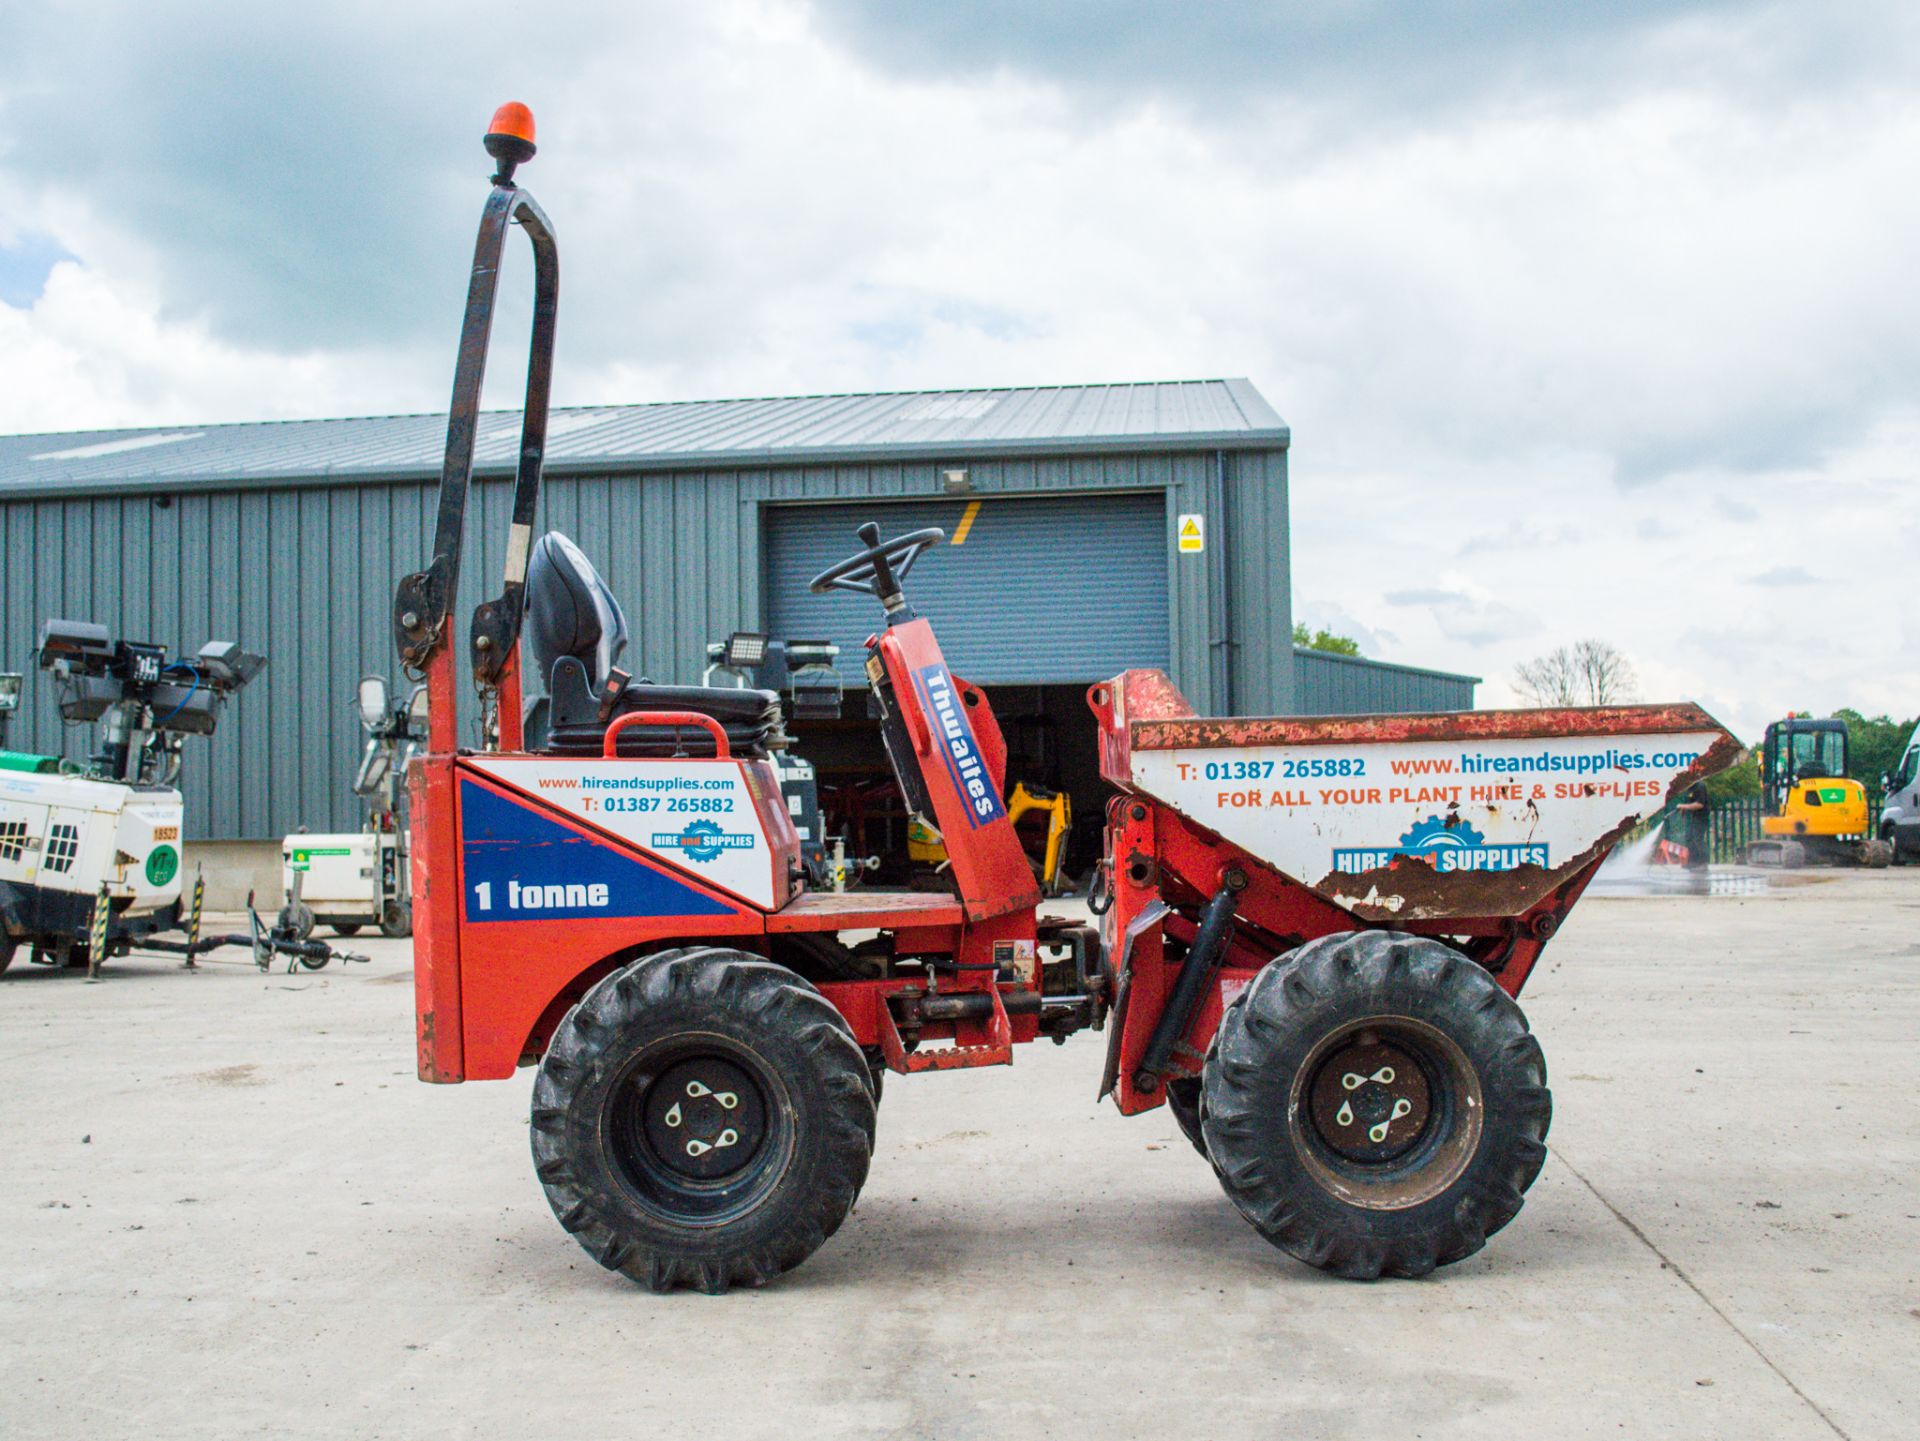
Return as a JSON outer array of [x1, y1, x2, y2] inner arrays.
[[1292, 623, 1360, 657]]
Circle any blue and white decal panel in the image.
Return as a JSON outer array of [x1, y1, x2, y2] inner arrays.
[[459, 780, 734, 923], [1129, 730, 1722, 905], [471, 758, 779, 908]]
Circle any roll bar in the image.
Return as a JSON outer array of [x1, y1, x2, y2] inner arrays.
[[393, 105, 558, 755]]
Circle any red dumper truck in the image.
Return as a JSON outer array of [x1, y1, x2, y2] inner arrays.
[[397, 106, 1738, 1293]]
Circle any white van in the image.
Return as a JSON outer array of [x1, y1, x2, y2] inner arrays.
[[1882, 721, 1920, 863]]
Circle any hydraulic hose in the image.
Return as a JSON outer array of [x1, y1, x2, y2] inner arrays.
[[1133, 884, 1237, 1093]]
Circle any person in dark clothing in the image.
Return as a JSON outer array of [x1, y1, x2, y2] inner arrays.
[[1667, 781, 1711, 871]]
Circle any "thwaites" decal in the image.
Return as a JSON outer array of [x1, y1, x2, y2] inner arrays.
[[911, 664, 1005, 829]]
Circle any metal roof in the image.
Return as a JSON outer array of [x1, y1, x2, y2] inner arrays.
[[1295, 646, 1482, 685], [0, 379, 1287, 500]]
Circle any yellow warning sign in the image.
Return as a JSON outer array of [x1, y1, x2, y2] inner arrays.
[[1177, 513, 1205, 554]]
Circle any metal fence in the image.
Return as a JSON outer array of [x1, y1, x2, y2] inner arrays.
[[1707, 799, 1766, 863], [1621, 796, 1888, 862], [1703, 797, 1884, 863]]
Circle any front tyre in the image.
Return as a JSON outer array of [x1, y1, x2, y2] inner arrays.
[[1202, 931, 1550, 1280], [1165, 1077, 1209, 1159], [530, 947, 875, 1294]]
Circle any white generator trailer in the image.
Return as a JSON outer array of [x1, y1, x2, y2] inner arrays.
[[0, 620, 263, 975], [279, 675, 425, 939]]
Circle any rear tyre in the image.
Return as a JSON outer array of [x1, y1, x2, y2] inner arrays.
[[531, 947, 875, 1294], [1779, 840, 1807, 870], [1165, 1077, 1209, 1159], [1860, 839, 1893, 869], [379, 902, 412, 939], [1202, 931, 1551, 1281]]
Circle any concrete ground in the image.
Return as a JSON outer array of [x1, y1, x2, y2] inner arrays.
[[2, 873, 1916, 1441]]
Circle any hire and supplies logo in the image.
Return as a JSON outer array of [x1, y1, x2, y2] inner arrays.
[[1332, 815, 1548, 875], [652, 819, 756, 864]]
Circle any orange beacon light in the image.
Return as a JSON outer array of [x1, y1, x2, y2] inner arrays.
[[484, 102, 537, 183]]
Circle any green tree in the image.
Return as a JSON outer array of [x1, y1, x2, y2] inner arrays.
[[1704, 746, 1761, 802], [1717, 712, 1918, 804], [1293, 623, 1360, 657], [1831, 709, 1919, 791]]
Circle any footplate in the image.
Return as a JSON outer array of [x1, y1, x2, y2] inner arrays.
[[875, 983, 1015, 1073]]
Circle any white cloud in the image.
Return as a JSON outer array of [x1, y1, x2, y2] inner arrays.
[[0, 0, 1914, 739], [0, 261, 431, 431], [1749, 566, 1819, 588], [1297, 415, 1920, 739]]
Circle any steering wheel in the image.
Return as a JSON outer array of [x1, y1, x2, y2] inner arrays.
[[809, 521, 946, 605]]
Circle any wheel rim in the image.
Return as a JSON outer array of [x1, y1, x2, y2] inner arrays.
[[1307, 1036, 1431, 1163], [607, 1033, 792, 1225], [1289, 1017, 1483, 1211]]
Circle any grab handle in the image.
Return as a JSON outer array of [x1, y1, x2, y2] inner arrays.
[[602, 710, 731, 759]]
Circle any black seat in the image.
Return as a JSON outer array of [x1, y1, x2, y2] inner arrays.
[[524, 532, 784, 759]]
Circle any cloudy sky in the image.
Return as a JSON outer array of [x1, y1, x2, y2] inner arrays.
[[1, 1, 1915, 739]]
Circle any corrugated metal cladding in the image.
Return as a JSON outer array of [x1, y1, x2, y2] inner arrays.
[[764, 494, 1169, 683], [1, 485, 435, 843], [1293, 648, 1479, 715], [0, 382, 1298, 841]]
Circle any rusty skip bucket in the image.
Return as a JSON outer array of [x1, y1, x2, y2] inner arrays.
[[1094, 669, 1741, 923]]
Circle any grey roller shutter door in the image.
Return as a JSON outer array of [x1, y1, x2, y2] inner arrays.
[[764, 493, 1169, 684]]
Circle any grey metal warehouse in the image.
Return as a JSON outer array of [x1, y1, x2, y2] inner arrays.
[[0, 380, 1474, 846]]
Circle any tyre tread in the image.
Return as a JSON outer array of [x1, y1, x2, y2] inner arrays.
[[530, 947, 874, 1294], [1201, 930, 1552, 1281]]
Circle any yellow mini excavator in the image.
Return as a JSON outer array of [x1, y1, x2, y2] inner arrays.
[[1744, 715, 1892, 868], [908, 781, 1073, 894]]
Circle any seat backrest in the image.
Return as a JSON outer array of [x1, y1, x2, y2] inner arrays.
[[525, 532, 628, 692]]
